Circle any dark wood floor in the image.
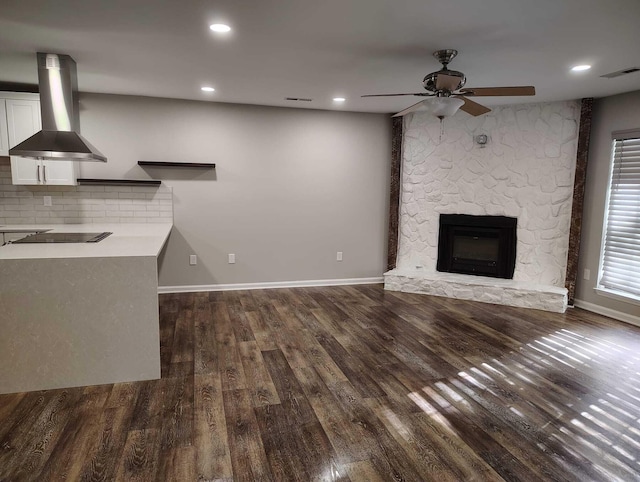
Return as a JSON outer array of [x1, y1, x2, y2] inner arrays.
[[1, 285, 640, 481]]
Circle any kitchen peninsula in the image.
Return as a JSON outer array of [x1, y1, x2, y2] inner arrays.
[[0, 223, 172, 394]]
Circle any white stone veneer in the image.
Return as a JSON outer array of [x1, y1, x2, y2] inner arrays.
[[386, 101, 580, 312]]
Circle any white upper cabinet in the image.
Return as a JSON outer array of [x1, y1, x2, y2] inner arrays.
[[6, 98, 41, 147], [1, 92, 77, 185], [6, 97, 41, 184]]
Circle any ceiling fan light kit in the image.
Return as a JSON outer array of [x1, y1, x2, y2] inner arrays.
[[362, 49, 536, 119], [430, 97, 465, 119]]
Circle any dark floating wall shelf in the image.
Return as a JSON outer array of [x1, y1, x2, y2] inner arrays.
[[77, 178, 162, 186], [138, 161, 216, 168]]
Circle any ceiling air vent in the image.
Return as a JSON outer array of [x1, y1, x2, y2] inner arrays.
[[601, 67, 640, 79], [285, 97, 313, 102]]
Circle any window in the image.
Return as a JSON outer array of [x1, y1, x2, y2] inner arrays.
[[598, 130, 640, 301]]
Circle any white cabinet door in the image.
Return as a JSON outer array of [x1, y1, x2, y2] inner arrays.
[[41, 159, 78, 185], [10, 157, 40, 185], [7, 99, 41, 185], [0, 100, 9, 157], [5, 97, 77, 186], [6, 99, 41, 146]]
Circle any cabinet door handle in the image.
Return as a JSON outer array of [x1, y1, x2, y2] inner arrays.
[[43, 165, 46, 183], [37, 165, 41, 183]]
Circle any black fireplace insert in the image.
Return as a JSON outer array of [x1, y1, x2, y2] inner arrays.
[[437, 214, 517, 279]]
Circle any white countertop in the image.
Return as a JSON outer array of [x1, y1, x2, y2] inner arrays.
[[0, 223, 172, 260]]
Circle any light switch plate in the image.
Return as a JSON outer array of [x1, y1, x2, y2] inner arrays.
[[228, 253, 236, 264], [189, 254, 197, 265]]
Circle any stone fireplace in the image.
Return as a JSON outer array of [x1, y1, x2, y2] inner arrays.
[[384, 101, 581, 312]]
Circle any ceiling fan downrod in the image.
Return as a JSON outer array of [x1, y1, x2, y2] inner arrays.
[[433, 49, 458, 68]]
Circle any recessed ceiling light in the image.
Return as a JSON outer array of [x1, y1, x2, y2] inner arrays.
[[333, 97, 346, 102], [209, 24, 231, 33], [571, 64, 591, 72], [201, 86, 215, 92]]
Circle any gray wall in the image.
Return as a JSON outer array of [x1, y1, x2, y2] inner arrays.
[[575, 90, 640, 317], [77, 93, 391, 287]]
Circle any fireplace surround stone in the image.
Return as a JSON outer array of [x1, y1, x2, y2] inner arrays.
[[385, 101, 580, 313]]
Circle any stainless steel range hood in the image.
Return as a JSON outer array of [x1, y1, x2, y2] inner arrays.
[[9, 53, 106, 162]]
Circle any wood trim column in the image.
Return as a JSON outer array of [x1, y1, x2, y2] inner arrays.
[[387, 117, 403, 271], [565, 98, 594, 305]]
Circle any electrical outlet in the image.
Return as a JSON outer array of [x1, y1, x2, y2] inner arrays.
[[189, 254, 197, 265], [228, 253, 236, 264], [583, 268, 591, 280], [43, 196, 52, 207], [336, 251, 343, 261]]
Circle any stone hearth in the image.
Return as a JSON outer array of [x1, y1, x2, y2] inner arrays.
[[385, 269, 568, 312]]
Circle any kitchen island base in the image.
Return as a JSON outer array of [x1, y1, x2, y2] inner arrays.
[[0, 256, 161, 394]]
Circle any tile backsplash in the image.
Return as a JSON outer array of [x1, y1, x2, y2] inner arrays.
[[0, 158, 173, 225]]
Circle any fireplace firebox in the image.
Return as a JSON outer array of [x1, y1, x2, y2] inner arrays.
[[437, 214, 517, 279]]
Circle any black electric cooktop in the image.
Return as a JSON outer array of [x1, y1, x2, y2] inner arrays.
[[13, 232, 112, 244]]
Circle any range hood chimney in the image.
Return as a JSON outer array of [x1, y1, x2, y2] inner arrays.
[[9, 53, 106, 162]]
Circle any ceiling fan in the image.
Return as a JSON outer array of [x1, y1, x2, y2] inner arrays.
[[362, 49, 535, 118]]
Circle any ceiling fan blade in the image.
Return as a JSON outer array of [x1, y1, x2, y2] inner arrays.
[[459, 86, 536, 97], [436, 73, 460, 91], [457, 96, 491, 116], [361, 93, 430, 97], [392, 100, 429, 117]]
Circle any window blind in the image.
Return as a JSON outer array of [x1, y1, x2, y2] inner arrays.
[[599, 136, 640, 297]]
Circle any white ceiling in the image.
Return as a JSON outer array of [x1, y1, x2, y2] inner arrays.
[[1, 0, 640, 114]]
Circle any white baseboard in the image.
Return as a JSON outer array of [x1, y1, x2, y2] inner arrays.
[[158, 277, 384, 294], [574, 299, 640, 328]]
